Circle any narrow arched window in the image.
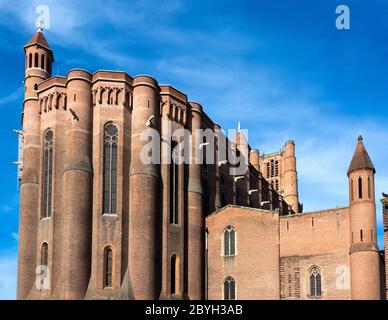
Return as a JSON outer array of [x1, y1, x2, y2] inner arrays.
[[350, 179, 354, 201], [34, 52, 39, 67], [270, 160, 274, 177], [170, 141, 179, 224], [41, 242, 48, 268], [358, 177, 362, 199], [103, 123, 118, 214], [171, 255, 176, 294], [170, 254, 179, 294], [42, 130, 53, 218], [28, 53, 32, 68], [107, 89, 114, 105], [125, 92, 130, 109], [174, 108, 179, 122], [40, 242, 49, 289], [47, 56, 51, 74], [275, 160, 279, 176], [224, 276, 236, 300], [41, 54, 45, 70], [266, 162, 270, 178], [104, 248, 113, 288], [309, 266, 322, 297], [224, 226, 236, 256], [275, 179, 279, 191], [367, 177, 371, 198]]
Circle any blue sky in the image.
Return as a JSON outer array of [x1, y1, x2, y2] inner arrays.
[[0, 0, 387, 299]]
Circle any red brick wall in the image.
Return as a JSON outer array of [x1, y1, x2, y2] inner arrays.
[[206, 206, 280, 300], [280, 207, 351, 300]]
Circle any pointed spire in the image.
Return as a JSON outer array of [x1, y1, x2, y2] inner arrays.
[[347, 135, 375, 176], [24, 27, 51, 51], [234, 122, 249, 152]]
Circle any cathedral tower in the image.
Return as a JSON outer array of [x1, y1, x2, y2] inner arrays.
[[348, 135, 380, 300], [17, 26, 53, 299], [283, 140, 299, 213]]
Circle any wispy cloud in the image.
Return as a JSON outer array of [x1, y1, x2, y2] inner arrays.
[[0, 86, 23, 107], [0, 0, 192, 69], [156, 42, 388, 251], [1, 195, 19, 214], [0, 0, 386, 263]]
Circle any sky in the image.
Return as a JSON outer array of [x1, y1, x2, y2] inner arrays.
[[0, 0, 387, 300]]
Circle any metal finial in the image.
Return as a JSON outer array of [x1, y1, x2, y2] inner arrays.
[[37, 20, 43, 32], [358, 134, 363, 142]]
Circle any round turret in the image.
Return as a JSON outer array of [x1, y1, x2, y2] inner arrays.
[[283, 140, 299, 213], [249, 149, 260, 172], [129, 75, 160, 299], [348, 135, 380, 300], [17, 28, 54, 299]]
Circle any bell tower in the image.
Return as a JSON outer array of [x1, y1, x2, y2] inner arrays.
[[24, 23, 53, 81], [17, 26, 54, 299], [348, 135, 381, 300]]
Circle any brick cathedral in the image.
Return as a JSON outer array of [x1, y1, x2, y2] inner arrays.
[[17, 28, 388, 300]]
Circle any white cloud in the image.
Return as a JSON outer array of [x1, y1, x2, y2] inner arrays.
[[11, 233, 18, 242], [153, 39, 388, 220], [0, 0, 385, 252], [0, 0, 191, 69]]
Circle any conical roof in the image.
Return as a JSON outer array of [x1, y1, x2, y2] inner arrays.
[[24, 29, 51, 51], [347, 135, 375, 176]]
